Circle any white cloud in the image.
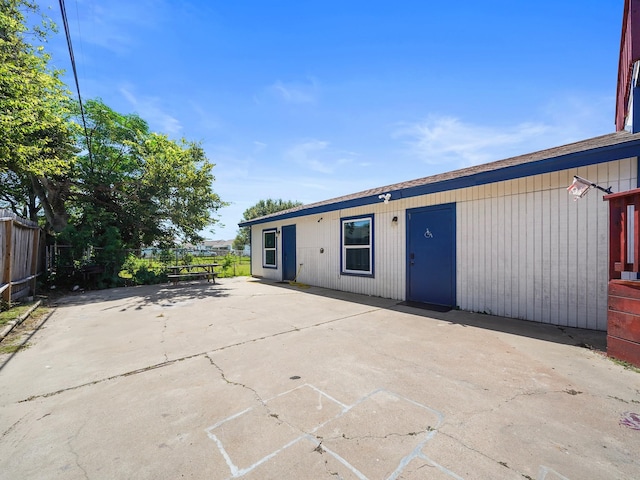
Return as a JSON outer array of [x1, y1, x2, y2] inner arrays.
[[283, 139, 367, 175], [394, 94, 615, 170], [62, 0, 168, 55], [189, 102, 222, 132], [285, 139, 332, 173], [269, 78, 319, 104], [394, 116, 551, 168], [252, 141, 267, 153], [120, 86, 183, 136]]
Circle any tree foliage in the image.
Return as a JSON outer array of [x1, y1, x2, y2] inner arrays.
[[0, 2, 226, 287], [233, 199, 303, 250], [61, 99, 226, 250], [0, 0, 76, 178]]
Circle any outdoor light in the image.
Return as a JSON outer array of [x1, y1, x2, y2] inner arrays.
[[392, 216, 398, 223], [378, 193, 391, 204], [567, 175, 612, 201]]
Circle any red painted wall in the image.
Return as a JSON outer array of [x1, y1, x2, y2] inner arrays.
[[616, 0, 640, 131]]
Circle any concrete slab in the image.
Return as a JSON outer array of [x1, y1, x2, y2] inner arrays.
[[0, 277, 639, 479]]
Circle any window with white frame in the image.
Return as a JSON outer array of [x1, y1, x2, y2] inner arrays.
[[263, 229, 277, 268], [341, 216, 373, 276]]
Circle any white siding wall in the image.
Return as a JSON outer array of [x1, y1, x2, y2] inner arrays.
[[250, 158, 637, 330]]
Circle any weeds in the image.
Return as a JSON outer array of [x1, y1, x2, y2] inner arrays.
[[610, 357, 640, 374]]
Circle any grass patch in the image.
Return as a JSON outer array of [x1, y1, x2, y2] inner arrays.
[[0, 305, 49, 357], [119, 254, 251, 283], [0, 303, 36, 326], [0, 343, 30, 354], [610, 357, 640, 374], [217, 261, 250, 278]]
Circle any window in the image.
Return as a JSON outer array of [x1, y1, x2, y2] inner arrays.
[[341, 216, 373, 276], [263, 229, 277, 268]]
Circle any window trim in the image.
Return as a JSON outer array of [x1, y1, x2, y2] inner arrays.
[[340, 214, 374, 277], [262, 228, 277, 269]]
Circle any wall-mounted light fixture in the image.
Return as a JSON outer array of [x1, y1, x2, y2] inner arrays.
[[378, 193, 391, 204], [392, 216, 398, 223]]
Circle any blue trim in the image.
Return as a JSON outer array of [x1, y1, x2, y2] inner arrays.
[[239, 139, 640, 227], [340, 214, 375, 278], [262, 228, 278, 269]]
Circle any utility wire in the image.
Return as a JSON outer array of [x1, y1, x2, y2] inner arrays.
[[58, 0, 93, 165]]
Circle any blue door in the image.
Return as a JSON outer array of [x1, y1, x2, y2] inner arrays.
[[282, 225, 297, 281], [406, 204, 456, 307]]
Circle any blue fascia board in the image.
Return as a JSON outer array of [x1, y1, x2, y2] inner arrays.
[[239, 139, 640, 227]]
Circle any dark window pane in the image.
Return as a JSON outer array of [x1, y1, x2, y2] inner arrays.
[[346, 248, 370, 271], [344, 219, 370, 246], [264, 232, 276, 248], [265, 249, 276, 265]]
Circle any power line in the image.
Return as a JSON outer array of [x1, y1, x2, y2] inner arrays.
[[58, 0, 93, 165]]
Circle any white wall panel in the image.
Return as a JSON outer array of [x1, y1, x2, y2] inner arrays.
[[250, 158, 637, 331], [455, 158, 636, 330]]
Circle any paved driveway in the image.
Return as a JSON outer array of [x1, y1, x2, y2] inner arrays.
[[0, 277, 639, 480]]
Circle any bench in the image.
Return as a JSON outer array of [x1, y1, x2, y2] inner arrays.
[[166, 263, 220, 285], [80, 265, 106, 286], [167, 272, 218, 285]]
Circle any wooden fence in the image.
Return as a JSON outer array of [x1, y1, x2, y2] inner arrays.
[[0, 209, 43, 304]]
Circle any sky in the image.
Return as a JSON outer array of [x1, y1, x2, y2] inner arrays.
[[39, 0, 625, 240]]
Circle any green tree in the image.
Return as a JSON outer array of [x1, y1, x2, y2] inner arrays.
[[233, 199, 302, 250], [62, 99, 227, 251], [0, 0, 76, 211]]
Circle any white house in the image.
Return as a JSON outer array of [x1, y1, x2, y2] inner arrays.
[[240, 0, 640, 331]]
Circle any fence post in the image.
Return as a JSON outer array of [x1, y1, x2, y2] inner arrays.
[[2, 219, 13, 305], [29, 228, 40, 297]]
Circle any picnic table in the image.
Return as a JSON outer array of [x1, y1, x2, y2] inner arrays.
[[167, 263, 219, 285]]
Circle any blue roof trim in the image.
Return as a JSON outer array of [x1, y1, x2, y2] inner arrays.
[[239, 139, 640, 227]]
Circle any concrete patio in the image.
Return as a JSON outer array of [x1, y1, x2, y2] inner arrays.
[[0, 277, 638, 479]]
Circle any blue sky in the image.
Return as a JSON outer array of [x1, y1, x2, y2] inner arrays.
[[41, 0, 623, 240]]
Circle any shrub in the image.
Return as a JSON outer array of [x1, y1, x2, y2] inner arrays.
[[121, 255, 167, 285]]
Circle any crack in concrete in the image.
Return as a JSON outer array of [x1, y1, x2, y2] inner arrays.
[[323, 458, 343, 479], [435, 428, 532, 479], [311, 440, 345, 478], [15, 308, 382, 403], [454, 387, 559, 424], [1, 414, 27, 440], [18, 355, 201, 403], [204, 353, 325, 442], [328, 428, 432, 442], [68, 421, 90, 480], [160, 315, 169, 362], [204, 354, 266, 407]]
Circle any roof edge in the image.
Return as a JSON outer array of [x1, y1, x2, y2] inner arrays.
[[239, 132, 640, 227]]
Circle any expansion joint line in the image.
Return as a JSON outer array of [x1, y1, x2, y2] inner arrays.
[[16, 308, 382, 404]]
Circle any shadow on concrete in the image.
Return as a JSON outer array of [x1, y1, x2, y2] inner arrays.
[[53, 281, 231, 311], [257, 278, 607, 352]]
